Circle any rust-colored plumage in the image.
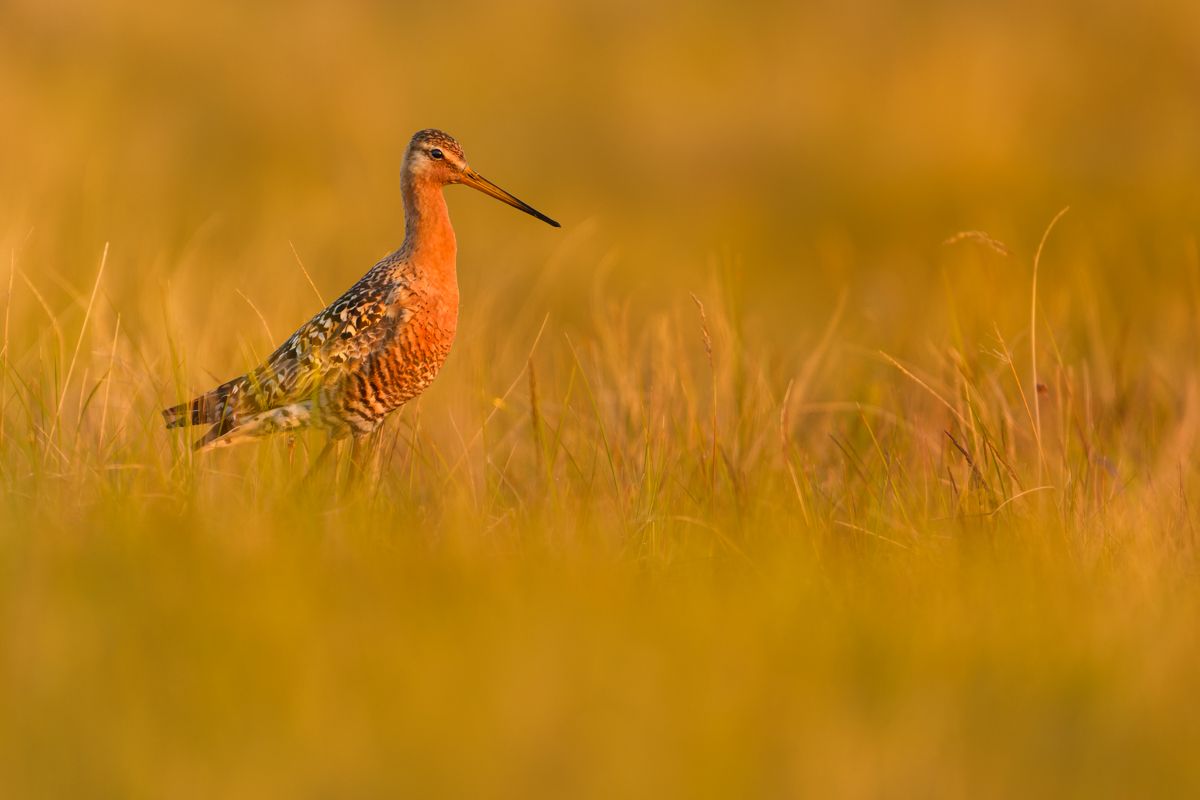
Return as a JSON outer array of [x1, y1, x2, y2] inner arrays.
[[163, 129, 559, 450]]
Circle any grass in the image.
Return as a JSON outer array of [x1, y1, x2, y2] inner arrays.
[[3, 0, 1200, 796], [3, 219, 1199, 797]]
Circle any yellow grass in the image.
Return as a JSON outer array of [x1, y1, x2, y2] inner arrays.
[[2, 0, 1200, 796]]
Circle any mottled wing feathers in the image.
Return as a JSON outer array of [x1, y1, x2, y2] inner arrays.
[[164, 256, 413, 448]]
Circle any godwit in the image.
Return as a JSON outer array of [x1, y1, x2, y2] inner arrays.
[[163, 128, 559, 452]]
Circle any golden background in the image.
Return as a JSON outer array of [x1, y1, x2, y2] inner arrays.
[[2, 1, 1199, 796]]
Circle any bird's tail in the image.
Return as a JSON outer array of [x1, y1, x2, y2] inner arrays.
[[162, 378, 240, 429], [161, 400, 198, 429]]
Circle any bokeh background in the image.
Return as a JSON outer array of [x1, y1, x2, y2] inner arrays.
[[2, 0, 1200, 796], [4, 0, 1200, 336]]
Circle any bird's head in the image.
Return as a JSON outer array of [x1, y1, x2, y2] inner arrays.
[[404, 128, 559, 227]]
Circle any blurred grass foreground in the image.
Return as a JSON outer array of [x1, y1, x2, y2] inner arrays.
[[3, 0, 1200, 796]]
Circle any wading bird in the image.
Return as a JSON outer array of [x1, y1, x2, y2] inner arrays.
[[163, 129, 559, 457]]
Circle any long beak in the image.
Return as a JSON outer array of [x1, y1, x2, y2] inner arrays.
[[460, 167, 560, 228]]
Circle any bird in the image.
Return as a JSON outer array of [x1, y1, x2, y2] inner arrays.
[[162, 128, 559, 455]]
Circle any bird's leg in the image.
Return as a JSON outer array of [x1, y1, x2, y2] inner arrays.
[[348, 434, 372, 487], [286, 433, 296, 467], [313, 436, 336, 472], [299, 435, 338, 491]]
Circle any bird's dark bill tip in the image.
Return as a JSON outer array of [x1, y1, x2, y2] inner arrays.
[[518, 201, 560, 228]]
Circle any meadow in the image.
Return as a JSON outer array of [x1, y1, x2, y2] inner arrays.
[[2, 0, 1200, 796]]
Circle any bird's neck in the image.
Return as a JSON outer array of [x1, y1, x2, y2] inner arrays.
[[400, 174, 458, 281]]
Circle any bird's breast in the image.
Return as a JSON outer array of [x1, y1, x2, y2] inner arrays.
[[409, 254, 459, 334], [370, 275, 459, 404]]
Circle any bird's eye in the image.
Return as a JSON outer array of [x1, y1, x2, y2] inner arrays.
[[430, 148, 444, 160]]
